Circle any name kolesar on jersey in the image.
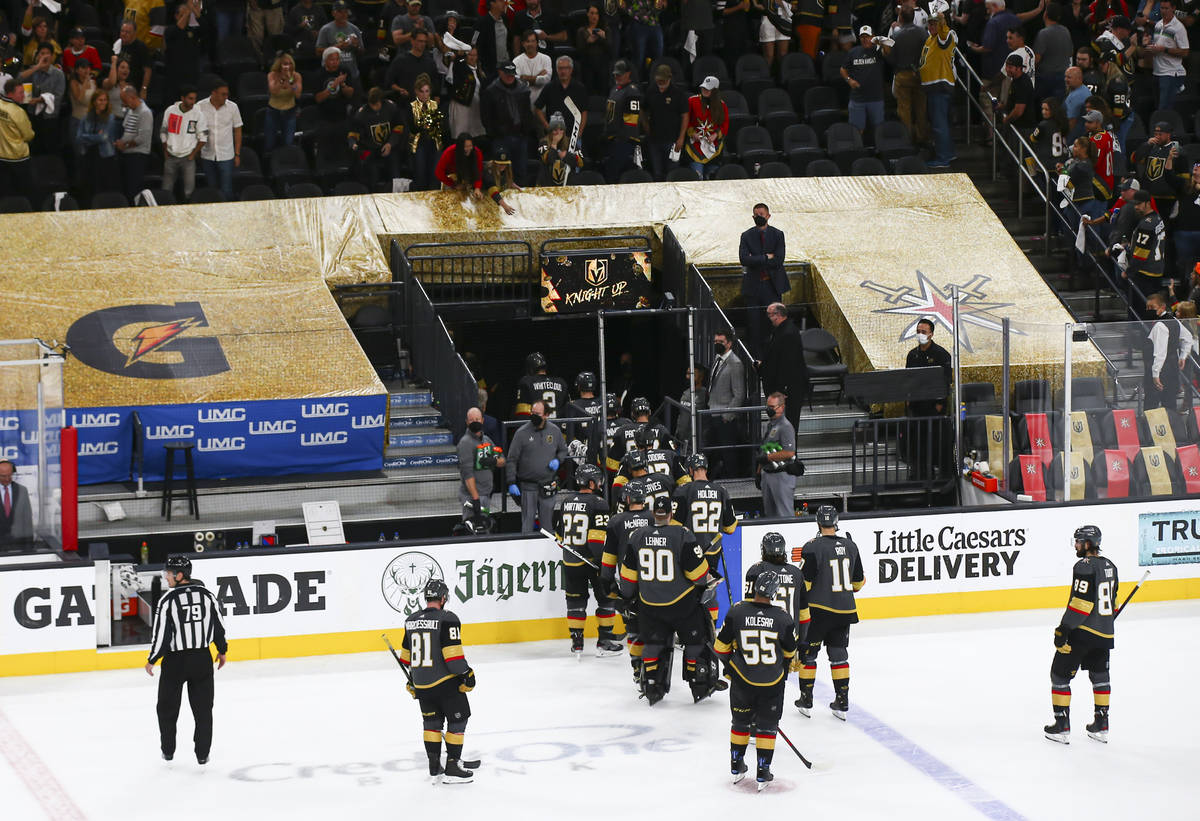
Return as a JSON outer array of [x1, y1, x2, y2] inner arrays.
[[872, 524, 1026, 584]]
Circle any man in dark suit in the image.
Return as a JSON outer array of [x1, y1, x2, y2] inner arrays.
[[757, 303, 809, 430], [738, 203, 788, 359], [706, 330, 747, 478], [0, 459, 34, 546]]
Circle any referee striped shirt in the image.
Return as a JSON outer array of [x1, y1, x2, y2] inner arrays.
[[148, 581, 228, 663]]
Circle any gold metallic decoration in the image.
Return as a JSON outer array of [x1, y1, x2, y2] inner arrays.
[[408, 99, 445, 154]]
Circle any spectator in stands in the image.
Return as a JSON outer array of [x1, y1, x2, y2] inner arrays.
[[889, 6, 928, 146], [1035, 3, 1074, 98], [477, 0, 513, 73], [680, 0, 716, 58], [513, 0, 567, 53], [1029, 97, 1070, 175], [20, 15, 58, 64], [842, 26, 890, 135], [0, 460, 32, 545], [1074, 46, 1103, 93], [436, 133, 484, 193], [265, 53, 302, 152], [1165, 149, 1200, 283], [1124, 190, 1167, 311], [683, 75, 728, 179], [248, 0, 285, 61], [67, 56, 96, 139], [0, 78, 33, 199], [756, 0, 792, 70], [286, 0, 329, 57], [794, 0, 822, 58], [1082, 107, 1116, 198], [920, 7, 958, 167], [603, 58, 641, 183], [514, 30, 552, 106], [1056, 136, 1106, 256], [1004, 26, 1035, 89], [212, 0, 247, 43], [707, 329, 746, 478], [535, 55, 587, 139], [74, 89, 121, 199], [405, 73, 447, 190], [483, 149, 518, 214], [62, 27, 101, 75], [20, 43, 63, 153], [316, 1, 364, 88], [1060, 0, 1091, 47], [386, 28, 437, 100], [447, 47, 486, 140], [627, 0, 665, 74], [160, 85, 208, 200], [1096, 45, 1133, 151], [1133, 121, 1186, 214], [575, 4, 612, 96], [391, 0, 436, 53], [720, 0, 751, 67], [1062, 66, 1089, 131], [482, 61, 534, 186], [1146, 0, 1189, 110], [642, 62, 686, 181], [111, 21, 151, 101], [164, 2, 204, 103], [1145, 290, 1192, 410], [1090, 177, 1140, 268], [349, 86, 403, 190], [739, 203, 788, 358], [115, 85, 152, 201], [996, 53, 1035, 131], [103, 57, 132, 118], [197, 80, 243, 200], [537, 111, 583, 184], [969, 0, 1019, 131]]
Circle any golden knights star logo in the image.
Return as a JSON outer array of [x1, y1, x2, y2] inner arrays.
[[859, 271, 1021, 352]]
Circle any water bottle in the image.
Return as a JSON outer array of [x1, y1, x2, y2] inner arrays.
[[378, 532, 387, 541], [140, 540, 149, 565], [392, 531, 400, 541]]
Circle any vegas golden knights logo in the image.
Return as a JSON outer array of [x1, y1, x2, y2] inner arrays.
[[1071, 466, 1080, 480], [370, 122, 390, 145], [1155, 423, 1167, 437], [1147, 156, 1165, 180], [991, 429, 1002, 443], [1073, 420, 1084, 433], [1150, 453, 1161, 468], [585, 258, 609, 287]]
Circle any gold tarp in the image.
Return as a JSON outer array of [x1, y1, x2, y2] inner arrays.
[[0, 198, 387, 408]]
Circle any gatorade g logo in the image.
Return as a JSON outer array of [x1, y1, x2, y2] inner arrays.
[[66, 302, 230, 379]]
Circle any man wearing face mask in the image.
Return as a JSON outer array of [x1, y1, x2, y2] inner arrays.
[[757, 392, 797, 519], [506, 400, 569, 533], [457, 407, 506, 525], [739, 203, 789, 359], [905, 317, 952, 417], [707, 330, 746, 479]]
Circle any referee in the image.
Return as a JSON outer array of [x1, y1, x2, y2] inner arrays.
[[144, 554, 227, 764]]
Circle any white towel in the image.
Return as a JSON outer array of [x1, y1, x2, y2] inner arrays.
[[1074, 220, 1086, 254], [683, 30, 698, 61], [443, 31, 473, 53], [136, 189, 159, 206], [36, 91, 56, 117]]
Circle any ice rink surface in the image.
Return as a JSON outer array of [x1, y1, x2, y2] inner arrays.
[[1, 601, 1196, 821]]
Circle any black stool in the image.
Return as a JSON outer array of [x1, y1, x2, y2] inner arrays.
[[161, 442, 199, 521]]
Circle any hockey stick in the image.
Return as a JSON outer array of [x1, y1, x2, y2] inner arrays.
[[539, 528, 601, 571], [715, 539, 734, 604], [1114, 570, 1150, 618], [381, 634, 417, 696], [776, 726, 813, 769]]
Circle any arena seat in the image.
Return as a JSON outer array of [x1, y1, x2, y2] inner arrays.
[[723, 89, 755, 145], [756, 161, 792, 178], [780, 52, 818, 110], [714, 163, 748, 179], [825, 122, 871, 173], [1012, 379, 1051, 412], [892, 154, 928, 174], [91, 191, 130, 209], [691, 54, 730, 89], [782, 123, 826, 175], [873, 120, 918, 161], [735, 125, 777, 171], [332, 180, 371, 196], [735, 54, 773, 113], [757, 87, 798, 148], [189, 187, 226, 203], [802, 85, 839, 121], [849, 156, 887, 176], [0, 195, 33, 213], [667, 167, 701, 182], [571, 170, 605, 185], [238, 183, 277, 201], [805, 158, 841, 176], [268, 144, 312, 192], [286, 182, 325, 199]]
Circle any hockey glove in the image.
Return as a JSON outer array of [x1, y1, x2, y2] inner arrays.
[[1053, 627, 1069, 648], [458, 668, 476, 692], [508, 483, 521, 498], [789, 656, 803, 673], [405, 681, 417, 699]]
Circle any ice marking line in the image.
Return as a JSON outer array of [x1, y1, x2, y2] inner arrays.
[[816, 684, 1028, 821], [0, 706, 87, 821]]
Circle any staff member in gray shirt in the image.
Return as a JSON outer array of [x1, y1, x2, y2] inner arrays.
[[1033, 3, 1073, 100], [457, 407, 505, 522], [506, 400, 568, 533], [757, 392, 797, 519]]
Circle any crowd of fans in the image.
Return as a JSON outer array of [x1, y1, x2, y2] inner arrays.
[[0, 0, 1195, 214]]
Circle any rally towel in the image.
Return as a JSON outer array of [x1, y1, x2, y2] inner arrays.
[[1110, 408, 1139, 461], [1018, 454, 1046, 501], [1069, 411, 1094, 465], [1176, 444, 1200, 493], [1143, 407, 1178, 459], [1140, 446, 1173, 497], [1068, 451, 1088, 500], [985, 414, 1011, 472], [1025, 412, 1053, 467], [1102, 449, 1129, 498]]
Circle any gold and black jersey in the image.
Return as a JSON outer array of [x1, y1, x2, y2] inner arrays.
[[744, 560, 810, 627], [613, 448, 687, 493], [801, 534, 865, 624], [606, 421, 673, 472], [1060, 555, 1119, 647], [715, 601, 798, 687], [554, 491, 610, 566], [401, 606, 470, 689], [618, 523, 708, 607], [613, 472, 674, 513], [1129, 212, 1167, 278], [515, 374, 571, 418], [600, 509, 653, 582], [672, 480, 737, 555]]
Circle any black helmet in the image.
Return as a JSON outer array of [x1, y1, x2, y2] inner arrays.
[[761, 532, 787, 564], [605, 392, 620, 415], [652, 494, 672, 515], [424, 578, 449, 601], [626, 450, 649, 474], [685, 452, 709, 473], [631, 397, 652, 418], [622, 479, 648, 506], [753, 570, 782, 600], [575, 371, 597, 394], [525, 351, 547, 374], [634, 424, 656, 450], [816, 505, 838, 529], [165, 554, 192, 575], [575, 463, 603, 490], [1073, 525, 1102, 549]]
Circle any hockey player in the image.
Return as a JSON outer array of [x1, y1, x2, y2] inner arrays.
[[600, 479, 654, 677], [744, 532, 811, 645], [715, 570, 798, 791], [607, 397, 674, 472], [553, 463, 621, 658], [613, 425, 688, 496], [565, 371, 605, 468], [796, 505, 864, 720], [672, 453, 737, 621], [611, 450, 675, 513], [618, 495, 717, 704], [1044, 525, 1119, 744], [514, 351, 570, 418], [604, 392, 631, 452], [400, 579, 477, 784]]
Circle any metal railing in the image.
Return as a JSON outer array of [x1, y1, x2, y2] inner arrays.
[[404, 240, 534, 309], [852, 416, 954, 503], [497, 415, 593, 513]]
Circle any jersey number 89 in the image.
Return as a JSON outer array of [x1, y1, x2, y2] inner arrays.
[[739, 630, 778, 665], [638, 548, 675, 582]]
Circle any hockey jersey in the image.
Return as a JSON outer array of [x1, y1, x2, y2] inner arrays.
[[1060, 554, 1119, 646], [401, 606, 470, 689], [600, 508, 653, 583], [672, 479, 737, 557], [515, 374, 571, 418], [744, 560, 811, 630], [714, 600, 798, 687], [554, 491, 610, 566], [801, 533, 865, 624], [618, 523, 708, 607]]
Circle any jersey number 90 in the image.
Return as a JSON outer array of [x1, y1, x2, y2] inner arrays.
[[638, 548, 675, 582]]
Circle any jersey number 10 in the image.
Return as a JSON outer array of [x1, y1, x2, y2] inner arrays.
[[828, 558, 854, 593]]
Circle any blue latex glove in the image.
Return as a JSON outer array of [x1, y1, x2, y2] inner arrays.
[[508, 483, 521, 498], [548, 458, 560, 471]]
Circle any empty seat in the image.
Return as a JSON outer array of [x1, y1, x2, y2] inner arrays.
[[0, 195, 32, 213], [782, 123, 826, 175], [873, 120, 917, 161], [825, 122, 871, 172], [715, 163, 748, 179], [805, 158, 841, 176], [234, 145, 266, 191], [267, 144, 312, 189], [239, 183, 277, 201], [723, 89, 755, 145], [571, 170, 606, 185], [215, 36, 259, 85], [90, 191, 129, 209], [756, 161, 792, 178], [849, 156, 888, 176], [189, 187, 226, 203], [286, 182, 325, 198], [134, 188, 178, 206], [620, 168, 654, 184], [1012, 379, 1051, 413], [802, 85, 839, 121], [667, 166, 701, 182], [41, 192, 79, 211], [1132, 446, 1182, 496], [691, 54, 731, 89], [332, 180, 371, 196], [735, 53, 773, 112], [801, 328, 848, 406], [1139, 406, 1191, 458], [1099, 408, 1142, 461], [1095, 448, 1133, 498], [735, 125, 777, 171], [807, 107, 847, 137], [757, 87, 798, 148], [892, 154, 928, 174], [1068, 377, 1108, 410], [962, 382, 997, 412], [780, 52, 818, 110]]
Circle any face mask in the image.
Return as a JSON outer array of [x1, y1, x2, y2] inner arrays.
[[468, 421, 483, 434], [753, 215, 768, 227], [530, 413, 544, 428], [915, 333, 929, 345], [714, 341, 726, 355]]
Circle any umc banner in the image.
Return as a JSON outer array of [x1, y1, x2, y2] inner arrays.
[[69, 396, 386, 484], [539, 251, 656, 313]]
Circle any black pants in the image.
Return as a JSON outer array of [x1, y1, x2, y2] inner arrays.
[[706, 416, 747, 479], [0, 158, 33, 200], [120, 152, 148, 202], [741, 275, 782, 360], [1146, 367, 1180, 411], [157, 648, 215, 759]]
